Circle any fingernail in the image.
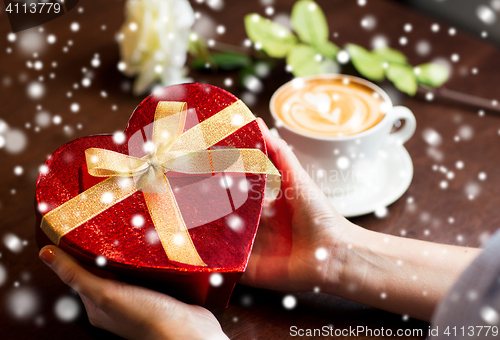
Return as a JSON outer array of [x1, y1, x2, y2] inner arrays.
[[39, 247, 56, 266]]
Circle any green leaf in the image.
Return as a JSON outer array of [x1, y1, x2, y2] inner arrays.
[[191, 52, 251, 71], [313, 41, 340, 59], [188, 32, 211, 63], [415, 63, 450, 87], [210, 52, 251, 71], [345, 44, 385, 81], [286, 44, 323, 77], [244, 13, 298, 58], [372, 47, 407, 64], [291, 0, 329, 46], [386, 64, 418, 95]]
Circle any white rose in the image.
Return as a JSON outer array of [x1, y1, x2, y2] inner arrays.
[[118, 0, 195, 95]]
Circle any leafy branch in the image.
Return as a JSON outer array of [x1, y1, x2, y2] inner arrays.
[[243, 0, 449, 95], [188, 0, 449, 96]]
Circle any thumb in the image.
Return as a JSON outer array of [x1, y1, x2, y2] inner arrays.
[[39, 245, 107, 302], [257, 118, 313, 187]]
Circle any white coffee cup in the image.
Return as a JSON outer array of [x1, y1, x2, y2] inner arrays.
[[269, 74, 416, 196]]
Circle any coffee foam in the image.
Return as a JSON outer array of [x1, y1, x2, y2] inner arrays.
[[274, 78, 385, 137]]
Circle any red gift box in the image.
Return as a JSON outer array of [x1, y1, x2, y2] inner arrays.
[[35, 83, 278, 308]]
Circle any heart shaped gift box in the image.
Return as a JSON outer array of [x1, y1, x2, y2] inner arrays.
[[35, 83, 278, 308]]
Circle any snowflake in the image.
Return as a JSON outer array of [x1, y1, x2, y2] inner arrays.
[[70, 103, 80, 113], [209, 273, 223, 287], [315, 247, 328, 261], [70, 22, 80, 32], [374, 206, 388, 218], [27, 82, 45, 99], [3, 233, 23, 253], [480, 306, 499, 325], [282, 295, 297, 309], [422, 128, 442, 146], [227, 215, 243, 232], [95, 256, 107, 267], [13, 166, 23, 176], [131, 215, 145, 228], [54, 296, 80, 322]]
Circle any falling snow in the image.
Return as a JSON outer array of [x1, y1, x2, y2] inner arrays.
[[27, 82, 45, 99], [283, 295, 297, 309], [416, 40, 431, 56], [315, 247, 328, 261], [0, 0, 499, 334], [241, 294, 253, 306], [374, 206, 388, 218], [440, 181, 448, 189], [95, 256, 108, 267], [371, 35, 388, 49], [6, 288, 39, 319], [207, 0, 224, 11], [54, 296, 80, 322], [35, 111, 51, 127], [238, 179, 248, 192], [131, 215, 145, 227], [422, 128, 442, 146], [480, 306, 499, 325], [337, 50, 350, 64], [457, 125, 474, 140], [101, 192, 114, 204], [227, 215, 243, 232], [219, 176, 233, 188], [224, 78, 233, 87], [70, 103, 80, 113], [360, 15, 376, 30], [47, 35, 56, 44], [70, 22, 80, 32], [13, 166, 23, 176], [209, 273, 223, 287], [243, 75, 263, 93], [465, 182, 481, 200], [477, 5, 497, 25], [336, 156, 349, 170], [112, 131, 126, 144], [3, 233, 23, 253]]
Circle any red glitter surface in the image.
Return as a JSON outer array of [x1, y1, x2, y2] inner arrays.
[[35, 84, 267, 307]]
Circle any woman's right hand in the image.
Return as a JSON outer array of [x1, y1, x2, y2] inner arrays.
[[240, 119, 356, 292], [241, 120, 482, 322]]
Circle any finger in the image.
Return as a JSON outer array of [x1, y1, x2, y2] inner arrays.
[[39, 245, 111, 303], [257, 118, 286, 163], [257, 118, 312, 186]]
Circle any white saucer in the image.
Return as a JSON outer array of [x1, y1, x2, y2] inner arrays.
[[328, 143, 414, 218]]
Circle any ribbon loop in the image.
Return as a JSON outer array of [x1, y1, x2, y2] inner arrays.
[[86, 148, 149, 178]]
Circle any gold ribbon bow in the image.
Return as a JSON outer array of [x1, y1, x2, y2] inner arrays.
[[41, 100, 280, 267]]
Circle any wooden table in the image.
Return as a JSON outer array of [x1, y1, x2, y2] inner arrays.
[[1, 0, 499, 339]]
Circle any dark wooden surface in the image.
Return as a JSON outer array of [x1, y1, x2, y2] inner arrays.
[[1, 0, 499, 339]]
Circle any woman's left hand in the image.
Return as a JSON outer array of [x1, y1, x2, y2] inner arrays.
[[39, 245, 229, 340]]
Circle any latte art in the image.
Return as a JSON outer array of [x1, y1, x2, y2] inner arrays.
[[274, 79, 385, 137]]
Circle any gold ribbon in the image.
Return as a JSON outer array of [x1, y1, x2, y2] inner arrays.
[[40, 100, 280, 267]]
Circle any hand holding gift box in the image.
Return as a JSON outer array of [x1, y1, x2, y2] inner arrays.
[[36, 83, 279, 308]]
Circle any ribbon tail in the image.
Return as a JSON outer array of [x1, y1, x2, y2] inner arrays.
[[142, 176, 207, 267], [41, 177, 138, 244]]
